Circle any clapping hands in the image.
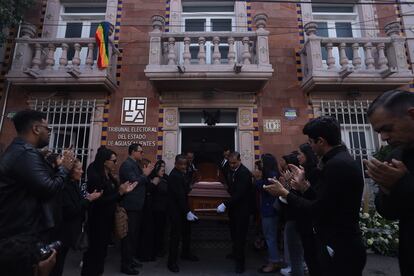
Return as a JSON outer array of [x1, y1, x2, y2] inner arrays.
[[61, 146, 76, 171], [288, 164, 310, 193], [86, 189, 103, 202], [363, 158, 407, 194], [119, 181, 138, 195]]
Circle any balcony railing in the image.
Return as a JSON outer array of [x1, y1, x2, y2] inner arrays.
[[7, 23, 119, 93], [144, 14, 273, 92], [300, 21, 413, 92]]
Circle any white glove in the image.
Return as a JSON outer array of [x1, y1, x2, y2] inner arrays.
[[186, 211, 198, 221], [216, 203, 226, 213]]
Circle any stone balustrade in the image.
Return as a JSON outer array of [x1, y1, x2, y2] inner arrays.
[[145, 14, 273, 92], [300, 21, 413, 92], [7, 22, 119, 93]]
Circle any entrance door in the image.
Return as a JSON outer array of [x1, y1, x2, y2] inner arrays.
[[181, 127, 235, 165]]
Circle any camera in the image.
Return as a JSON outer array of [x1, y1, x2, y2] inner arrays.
[[38, 241, 62, 261]]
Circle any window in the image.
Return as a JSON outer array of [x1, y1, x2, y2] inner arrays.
[[181, 1, 235, 64], [312, 4, 360, 63], [30, 99, 99, 176], [57, 4, 106, 63], [315, 99, 382, 175]]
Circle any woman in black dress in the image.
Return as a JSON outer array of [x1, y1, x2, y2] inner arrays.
[[152, 160, 169, 257], [50, 159, 102, 276], [81, 147, 137, 276]]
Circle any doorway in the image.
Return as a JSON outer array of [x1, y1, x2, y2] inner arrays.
[[181, 127, 235, 165]]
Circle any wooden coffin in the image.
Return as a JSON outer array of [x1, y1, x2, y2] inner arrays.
[[188, 163, 230, 220]]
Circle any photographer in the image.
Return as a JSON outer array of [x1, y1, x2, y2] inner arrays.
[[0, 110, 75, 241], [0, 234, 57, 276]]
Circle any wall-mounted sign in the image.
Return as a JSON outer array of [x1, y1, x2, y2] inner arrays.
[[107, 126, 157, 147], [283, 108, 298, 121], [263, 119, 281, 133], [121, 97, 147, 125]]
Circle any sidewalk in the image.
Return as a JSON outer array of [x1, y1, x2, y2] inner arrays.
[[63, 247, 399, 276]]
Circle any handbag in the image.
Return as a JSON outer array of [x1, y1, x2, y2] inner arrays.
[[73, 220, 89, 251], [114, 205, 128, 240]]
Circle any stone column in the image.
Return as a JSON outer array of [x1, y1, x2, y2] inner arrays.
[[148, 15, 165, 65], [42, 0, 60, 38], [11, 22, 37, 71], [400, 3, 414, 72], [163, 108, 179, 173], [254, 13, 270, 66], [235, 1, 248, 61], [303, 22, 323, 73], [238, 107, 255, 171], [385, 21, 409, 72]]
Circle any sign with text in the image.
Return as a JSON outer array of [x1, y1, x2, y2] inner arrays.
[[107, 126, 157, 147], [263, 119, 281, 133], [121, 97, 147, 125]]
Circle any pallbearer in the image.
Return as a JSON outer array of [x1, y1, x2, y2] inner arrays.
[[216, 152, 253, 274]]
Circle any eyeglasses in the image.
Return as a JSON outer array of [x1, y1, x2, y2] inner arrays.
[[37, 125, 52, 133], [109, 159, 117, 164]]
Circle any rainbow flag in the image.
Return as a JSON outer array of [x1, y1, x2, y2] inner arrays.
[[95, 21, 111, 69]]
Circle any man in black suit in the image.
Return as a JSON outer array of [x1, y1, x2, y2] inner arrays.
[[167, 154, 199, 273], [217, 152, 253, 274], [119, 144, 153, 275], [365, 90, 414, 276], [265, 116, 366, 276], [220, 147, 231, 183], [185, 150, 197, 187]]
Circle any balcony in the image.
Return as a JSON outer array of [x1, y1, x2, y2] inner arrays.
[[300, 21, 413, 93], [144, 14, 273, 92], [7, 23, 119, 93]]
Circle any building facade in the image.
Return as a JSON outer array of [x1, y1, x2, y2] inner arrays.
[[0, 0, 413, 177]]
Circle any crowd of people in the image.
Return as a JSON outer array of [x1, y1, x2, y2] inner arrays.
[[0, 89, 413, 276]]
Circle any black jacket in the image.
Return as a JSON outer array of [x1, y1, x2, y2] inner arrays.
[[375, 147, 414, 276], [86, 163, 121, 222], [220, 159, 231, 184], [0, 138, 68, 239], [225, 164, 253, 214], [287, 145, 364, 242], [119, 157, 147, 211], [153, 175, 168, 212], [55, 180, 89, 248], [167, 168, 191, 219]]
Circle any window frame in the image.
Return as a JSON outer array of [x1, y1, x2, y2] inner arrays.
[[311, 4, 362, 67], [181, 7, 236, 64]]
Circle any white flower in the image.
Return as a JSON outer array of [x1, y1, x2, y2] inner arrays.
[[367, 239, 374, 245], [361, 213, 370, 219]]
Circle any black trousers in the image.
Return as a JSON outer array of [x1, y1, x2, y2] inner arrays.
[[228, 209, 250, 266], [317, 235, 366, 276], [168, 214, 191, 265], [154, 210, 167, 255], [49, 244, 70, 276], [121, 210, 142, 267], [81, 216, 113, 276]]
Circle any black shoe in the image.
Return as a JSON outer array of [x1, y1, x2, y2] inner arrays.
[[132, 258, 143, 268], [226, 252, 235, 259], [120, 265, 140, 275], [167, 263, 180, 273], [181, 254, 199, 262]]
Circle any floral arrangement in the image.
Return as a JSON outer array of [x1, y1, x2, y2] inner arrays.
[[359, 210, 399, 256]]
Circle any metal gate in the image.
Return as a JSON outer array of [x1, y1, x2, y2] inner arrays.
[[29, 99, 98, 173], [312, 99, 382, 175]]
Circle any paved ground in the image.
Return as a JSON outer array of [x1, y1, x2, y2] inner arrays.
[[63, 220, 400, 276], [63, 246, 400, 276]]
